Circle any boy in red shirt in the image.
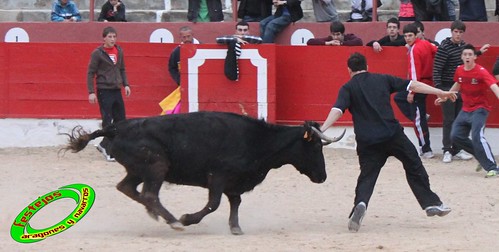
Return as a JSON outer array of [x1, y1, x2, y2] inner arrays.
[[437, 44, 499, 177]]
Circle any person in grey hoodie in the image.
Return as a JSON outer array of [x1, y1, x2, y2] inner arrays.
[[87, 26, 131, 162], [312, 0, 339, 22]]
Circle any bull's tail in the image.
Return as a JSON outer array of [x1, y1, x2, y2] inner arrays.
[[61, 125, 116, 153]]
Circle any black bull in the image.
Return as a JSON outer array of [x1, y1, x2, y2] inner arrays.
[[63, 111, 344, 235]]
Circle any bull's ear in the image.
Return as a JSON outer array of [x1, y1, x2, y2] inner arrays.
[[303, 121, 315, 142], [303, 130, 313, 142]]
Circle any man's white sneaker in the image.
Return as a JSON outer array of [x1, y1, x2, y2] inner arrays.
[[421, 151, 434, 159], [442, 151, 452, 163], [453, 150, 473, 160], [425, 204, 451, 217], [348, 202, 366, 232], [96, 144, 116, 162]]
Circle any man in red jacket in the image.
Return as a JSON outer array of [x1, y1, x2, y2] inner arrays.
[[394, 23, 437, 159]]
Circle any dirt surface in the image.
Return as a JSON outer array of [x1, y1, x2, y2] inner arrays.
[[1, 146, 498, 251]]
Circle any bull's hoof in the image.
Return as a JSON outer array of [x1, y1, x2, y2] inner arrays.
[[147, 210, 159, 221], [169, 221, 185, 231], [230, 227, 244, 235], [179, 214, 192, 226]]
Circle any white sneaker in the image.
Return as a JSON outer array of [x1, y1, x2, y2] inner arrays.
[[96, 144, 116, 162], [348, 202, 366, 232], [453, 150, 473, 160], [421, 151, 434, 159], [425, 204, 451, 217], [442, 151, 452, 163]]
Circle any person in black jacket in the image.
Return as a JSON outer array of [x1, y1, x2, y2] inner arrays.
[[365, 18, 406, 53], [259, 0, 303, 43], [188, 0, 224, 22], [238, 0, 273, 22], [98, 0, 127, 22]]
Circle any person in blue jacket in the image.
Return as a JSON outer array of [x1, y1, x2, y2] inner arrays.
[[51, 0, 81, 22]]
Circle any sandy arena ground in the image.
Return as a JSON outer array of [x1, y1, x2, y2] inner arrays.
[[1, 146, 498, 252]]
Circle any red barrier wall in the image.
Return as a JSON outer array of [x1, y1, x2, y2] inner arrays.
[[1, 22, 499, 46], [1, 43, 498, 127]]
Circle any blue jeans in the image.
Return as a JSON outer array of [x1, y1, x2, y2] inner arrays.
[[451, 108, 497, 171], [259, 14, 291, 43]]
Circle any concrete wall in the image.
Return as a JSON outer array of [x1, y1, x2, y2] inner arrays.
[[0, 0, 497, 22]]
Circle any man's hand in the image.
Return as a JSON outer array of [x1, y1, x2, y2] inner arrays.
[[436, 90, 457, 104], [326, 40, 341, 46], [125, 86, 131, 97], [480, 44, 490, 54], [88, 93, 97, 104], [406, 92, 414, 103], [372, 42, 382, 53]]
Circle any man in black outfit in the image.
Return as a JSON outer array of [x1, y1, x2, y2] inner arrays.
[[320, 52, 455, 232]]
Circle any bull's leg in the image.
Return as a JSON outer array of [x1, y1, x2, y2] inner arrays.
[[141, 179, 184, 231], [131, 162, 183, 231], [179, 175, 225, 227], [116, 174, 143, 203], [226, 194, 243, 235]]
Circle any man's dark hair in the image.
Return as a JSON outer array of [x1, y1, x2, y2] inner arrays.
[[347, 52, 367, 72], [413, 21, 425, 32], [330, 21, 345, 34], [462, 44, 477, 55], [236, 20, 249, 29], [102, 26, 117, 37], [450, 20, 466, 32], [402, 23, 418, 35], [386, 17, 400, 29]]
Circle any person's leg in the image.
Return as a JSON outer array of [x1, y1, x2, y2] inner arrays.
[[352, 143, 388, 209], [348, 142, 388, 232], [111, 90, 126, 123], [414, 94, 432, 154], [440, 99, 455, 153], [97, 89, 115, 150], [389, 131, 444, 209], [469, 108, 497, 172], [451, 111, 474, 155], [260, 15, 291, 43], [259, 15, 274, 40]]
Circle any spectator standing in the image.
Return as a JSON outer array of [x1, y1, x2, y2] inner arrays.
[[216, 21, 263, 80], [433, 20, 489, 163], [446, 0, 457, 20], [188, 0, 224, 22], [366, 18, 406, 53], [87, 27, 131, 161], [237, 0, 273, 22], [411, 0, 449, 21], [394, 23, 437, 159], [307, 21, 362, 46], [312, 0, 339, 22], [398, 0, 415, 21], [458, 0, 488, 21], [437, 44, 499, 177], [168, 26, 195, 86], [260, 0, 303, 43], [320, 52, 454, 232], [51, 0, 81, 22], [98, 0, 127, 22]]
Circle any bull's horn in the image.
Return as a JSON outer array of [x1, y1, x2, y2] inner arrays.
[[311, 127, 346, 145]]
